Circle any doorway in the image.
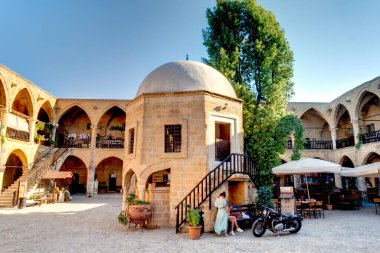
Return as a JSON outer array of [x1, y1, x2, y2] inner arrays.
[[109, 173, 117, 192], [215, 122, 231, 161]]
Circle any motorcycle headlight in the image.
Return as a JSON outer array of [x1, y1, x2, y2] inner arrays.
[[263, 209, 268, 215]]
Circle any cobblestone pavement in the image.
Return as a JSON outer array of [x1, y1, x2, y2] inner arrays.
[[0, 193, 379, 253]]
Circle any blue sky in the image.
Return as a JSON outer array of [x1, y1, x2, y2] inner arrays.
[[0, 0, 379, 102]]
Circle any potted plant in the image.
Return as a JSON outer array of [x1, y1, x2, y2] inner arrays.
[[326, 180, 335, 210], [125, 194, 152, 224], [186, 206, 202, 240]]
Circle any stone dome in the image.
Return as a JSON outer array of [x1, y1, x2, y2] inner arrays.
[[136, 61, 236, 98]]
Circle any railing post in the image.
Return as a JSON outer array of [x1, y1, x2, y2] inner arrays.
[[176, 208, 179, 233]]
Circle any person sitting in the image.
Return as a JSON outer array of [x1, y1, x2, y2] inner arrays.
[[227, 205, 243, 235]]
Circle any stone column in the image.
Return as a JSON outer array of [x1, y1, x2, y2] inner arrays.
[[51, 123, 57, 143], [90, 124, 97, 148], [352, 118, 360, 145], [330, 128, 337, 149], [29, 118, 36, 143]]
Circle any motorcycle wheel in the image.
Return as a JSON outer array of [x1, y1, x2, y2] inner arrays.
[[252, 219, 266, 237], [289, 218, 302, 233]]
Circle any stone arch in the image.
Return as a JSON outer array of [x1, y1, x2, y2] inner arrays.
[[333, 103, 354, 147], [355, 91, 380, 134], [300, 108, 332, 142], [340, 155, 354, 168], [58, 155, 88, 194], [95, 104, 126, 124], [56, 105, 92, 148], [96, 106, 126, 144], [0, 75, 8, 108], [2, 149, 28, 189], [95, 156, 123, 193], [362, 152, 380, 165], [11, 88, 34, 117], [37, 101, 54, 123]]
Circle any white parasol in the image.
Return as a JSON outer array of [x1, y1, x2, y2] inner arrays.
[[272, 158, 342, 199], [340, 163, 380, 177]]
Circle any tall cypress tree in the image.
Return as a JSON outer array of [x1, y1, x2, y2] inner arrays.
[[203, 0, 297, 186]]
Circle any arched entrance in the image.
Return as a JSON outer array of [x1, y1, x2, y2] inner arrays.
[[57, 106, 91, 148], [340, 156, 356, 192], [96, 106, 126, 149], [0, 79, 6, 108], [300, 108, 332, 149], [363, 152, 380, 191], [95, 157, 123, 193], [334, 104, 354, 148], [2, 150, 27, 190], [35, 101, 54, 145], [357, 92, 380, 144], [59, 156, 87, 194], [7, 88, 33, 142]]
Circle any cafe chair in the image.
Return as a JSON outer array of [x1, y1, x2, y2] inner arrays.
[[314, 201, 325, 218]]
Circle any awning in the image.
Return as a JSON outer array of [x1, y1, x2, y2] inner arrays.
[[42, 171, 73, 179], [7, 113, 29, 132], [340, 163, 380, 177], [272, 158, 342, 175]]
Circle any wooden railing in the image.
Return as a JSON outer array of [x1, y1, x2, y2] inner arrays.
[[65, 138, 90, 148], [362, 130, 380, 144], [96, 139, 124, 149], [174, 153, 259, 233], [6, 127, 29, 142], [336, 136, 355, 149], [304, 140, 333, 149]]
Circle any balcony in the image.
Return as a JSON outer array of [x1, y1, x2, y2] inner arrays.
[[96, 138, 124, 149], [362, 130, 380, 144], [336, 136, 355, 149], [304, 140, 333, 149], [65, 137, 90, 148], [6, 127, 30, 142]]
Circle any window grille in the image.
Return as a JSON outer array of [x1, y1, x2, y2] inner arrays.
[[164, 125, 181, 153], [128, 128, 135, 154]]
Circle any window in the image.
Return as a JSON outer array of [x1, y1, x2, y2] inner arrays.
[[164, 125, 181, 153], [128, 128, 135, 154]]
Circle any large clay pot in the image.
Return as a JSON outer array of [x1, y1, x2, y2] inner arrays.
[[128, 204, 152, 222], [188, 226, 202, 240], [326, 204, 333, 211]]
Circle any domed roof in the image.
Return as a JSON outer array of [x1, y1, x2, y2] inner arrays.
[[136, 61, 236, 98]]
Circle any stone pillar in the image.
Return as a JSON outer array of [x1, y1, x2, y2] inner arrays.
[[29, 118, 36, 143], [352, 117, 360, 145], [330, 128, 337, 149], [51, 123, 57, 143], [147, 186, 170, 227], [90, 124, 97, 148]]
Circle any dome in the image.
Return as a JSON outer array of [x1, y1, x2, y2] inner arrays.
[[136, 61, 236, 98]]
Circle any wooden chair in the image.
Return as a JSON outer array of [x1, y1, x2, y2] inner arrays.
[[295, 201, 303, 216], [314, 201, 325, 218]]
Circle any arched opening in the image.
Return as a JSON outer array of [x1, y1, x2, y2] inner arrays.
[[95, 157, 123, 193], [145, 169, 171, 226], [123, 169, 137, 196], [363, 152, 380, 198], [58, 156, 87, 194], [335, 104, 354, 148], [340, 156, 356, 192], [2, 150, 27, 190], [96, 106, 126, 149], [57, 106, 91, 148], [0, 79, 6, 108], [357, 92, 380, 144], [35, 101, 54, 145], [7, 88, 33, 142], [300, 108, 332, 149]]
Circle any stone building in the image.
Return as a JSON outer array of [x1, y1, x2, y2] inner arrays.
[[283, 76, 380, 191], [0, 61, 257, 232]]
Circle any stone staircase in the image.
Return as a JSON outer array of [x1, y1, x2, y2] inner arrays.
[[0, 148, 68, 208]]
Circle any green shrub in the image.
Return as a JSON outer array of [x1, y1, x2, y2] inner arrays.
[[255, 186, 274, 211], [186, 206, 200, 227]]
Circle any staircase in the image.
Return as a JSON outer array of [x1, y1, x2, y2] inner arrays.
[[0, 148, 68, 208], [175, 153, 259, 233]]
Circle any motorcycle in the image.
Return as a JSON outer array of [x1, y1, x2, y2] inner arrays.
[[252, 205, 302, 237]]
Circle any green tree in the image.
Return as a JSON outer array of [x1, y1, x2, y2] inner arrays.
[[203, 0, 301, 186]]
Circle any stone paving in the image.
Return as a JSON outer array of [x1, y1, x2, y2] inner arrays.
[[0, 193, 379, 253]]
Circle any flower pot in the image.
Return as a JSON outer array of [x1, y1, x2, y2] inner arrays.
[[128, 204, 152, 221], [188, 226, 202, 240], [326, 204, 333, 211]]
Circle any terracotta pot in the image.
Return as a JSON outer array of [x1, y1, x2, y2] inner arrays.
[[326, 204, 333, 211], [128, 204, 152, 221], [188, 226, 202, 240]]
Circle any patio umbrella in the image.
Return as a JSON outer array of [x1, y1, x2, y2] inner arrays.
[[272, 158, 342, 199], [340, 163, 380, 177]]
